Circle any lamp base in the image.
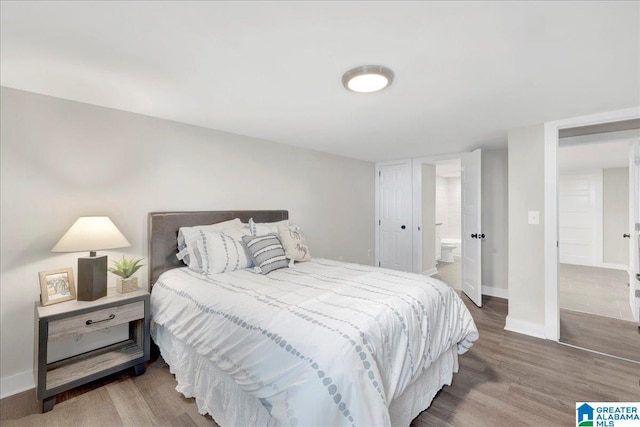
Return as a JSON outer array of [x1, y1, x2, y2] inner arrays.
[[77, 255, 107, 301]]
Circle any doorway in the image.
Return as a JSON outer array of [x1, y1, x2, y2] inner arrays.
[[411, 150, 483, 307], [558, 140, 634, 323], [430, 160, 462, 290], [546, 115, 640, 362], [544, 109, 640, 342]]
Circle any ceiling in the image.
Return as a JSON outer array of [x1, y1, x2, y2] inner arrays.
[[1, 2, 639, 162]]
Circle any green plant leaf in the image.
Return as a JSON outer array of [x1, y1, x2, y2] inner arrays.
[[108, 256, 144, 279]]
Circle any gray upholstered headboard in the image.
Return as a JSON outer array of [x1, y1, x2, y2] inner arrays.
[[147, 210, 288, 287]]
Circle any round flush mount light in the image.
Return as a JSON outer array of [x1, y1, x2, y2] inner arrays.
[[342, 65, 394, 93]]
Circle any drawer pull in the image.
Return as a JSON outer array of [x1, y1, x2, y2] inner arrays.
[[86, 314, 115, 325]]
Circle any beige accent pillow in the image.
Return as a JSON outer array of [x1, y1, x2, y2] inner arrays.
[[277, 225, 311, 262]]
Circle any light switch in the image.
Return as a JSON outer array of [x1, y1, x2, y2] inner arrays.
[[528, 211, 540, 225]]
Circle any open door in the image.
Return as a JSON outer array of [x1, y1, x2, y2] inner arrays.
[[461, 149, 482, 307], [629, 140, 640, 322]]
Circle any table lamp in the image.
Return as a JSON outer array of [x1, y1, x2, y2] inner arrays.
[[52, 216, 131, 301]]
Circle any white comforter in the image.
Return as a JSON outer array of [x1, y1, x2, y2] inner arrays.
[[151, 259, 478, 426]]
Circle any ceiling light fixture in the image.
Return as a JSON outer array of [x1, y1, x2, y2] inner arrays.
[[342, 65, 394, 93]]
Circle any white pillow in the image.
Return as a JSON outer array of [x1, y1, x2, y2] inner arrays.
[[197, 228, 253, 275], [177, 218, 244, 271], [248, 218, 289, 236], [277, 225, 311, 263]]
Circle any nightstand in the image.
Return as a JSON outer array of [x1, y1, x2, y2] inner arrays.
[[34, 288, 150, 412]]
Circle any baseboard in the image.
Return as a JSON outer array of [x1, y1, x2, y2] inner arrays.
[[599, 263, 628, 271], [422, 267, 437, 276], [561, 261, 628, 272], [482, 286, 508, 299], [0, 370, 34, 400], [504, 315, 546, 339]]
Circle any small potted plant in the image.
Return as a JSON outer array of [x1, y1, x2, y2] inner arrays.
[[109, 256, 144, 294]]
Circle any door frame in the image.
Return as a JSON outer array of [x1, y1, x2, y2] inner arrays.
[[544, 107, 640, 341], [629, 140, 640, 321], [375, 159, 413, 271], [411, 152, 468, 274]]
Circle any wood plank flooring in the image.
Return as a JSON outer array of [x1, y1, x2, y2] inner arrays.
[[560, 308, 640, 362], [2, 295, 638, 427], [412, 296, 639, 426]]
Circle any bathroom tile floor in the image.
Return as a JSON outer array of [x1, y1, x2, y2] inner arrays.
[[432, 257, 462, 290], [559, 263, 634, 322]]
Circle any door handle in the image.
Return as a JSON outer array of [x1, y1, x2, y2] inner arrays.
[[623, 233, 630, 238], [401, 225, 406, 230]]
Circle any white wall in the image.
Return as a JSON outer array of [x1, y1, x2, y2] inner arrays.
[[481, 149, 508, 299], [0, 87, 375, 397], [603, 167, 629, 266], [445, 177, 461, 243], [421, 164, 436, 274], [435, 176, 448, 237], [435, 176, 461, 244], [507, 125, 546, 338]]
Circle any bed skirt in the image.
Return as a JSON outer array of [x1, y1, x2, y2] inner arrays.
[[152, 323, 458, 427]]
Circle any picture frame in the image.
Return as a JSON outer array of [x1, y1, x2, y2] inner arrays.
[[39, 267, 76, 306]]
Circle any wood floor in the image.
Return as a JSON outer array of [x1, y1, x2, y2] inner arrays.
[[2, 296, 638, 427], [560, 308, 640, 362]]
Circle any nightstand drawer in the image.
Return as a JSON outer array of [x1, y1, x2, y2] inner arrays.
[[48, 301, 144, 340]]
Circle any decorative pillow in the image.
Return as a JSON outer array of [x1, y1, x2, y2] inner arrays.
[[197, 228, 253, 275], [241, 234, 289, 274], [248, 218, 290, 236], [177, 218, 244, 271], [277, 225, 311, 263]]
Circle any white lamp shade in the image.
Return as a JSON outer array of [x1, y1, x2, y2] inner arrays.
[[51, 216, 131, 253]]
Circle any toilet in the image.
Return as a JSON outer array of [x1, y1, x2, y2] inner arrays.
[[440, 238, 460, 263]]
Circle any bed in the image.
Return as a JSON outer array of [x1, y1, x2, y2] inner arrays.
[[148, 210, 478, 426]]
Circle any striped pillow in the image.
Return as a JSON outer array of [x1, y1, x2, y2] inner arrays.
[[176, 218, 245, 271], [241, 234, 289, 274], [196, 228, 253, 275]]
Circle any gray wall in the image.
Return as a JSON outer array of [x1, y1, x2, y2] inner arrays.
[[603, 167, 629, 265], [481, 149, 509, 297], [422, 164, 436, 273], [0, 87, 375, 394], [507, 125, 546, 335]]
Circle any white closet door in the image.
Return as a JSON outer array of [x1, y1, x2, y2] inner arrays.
[[558, 171, 602, 266], [378, 161, 413, 272]]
